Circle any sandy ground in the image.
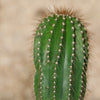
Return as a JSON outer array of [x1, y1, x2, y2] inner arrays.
[[0, 0, 100, 100]]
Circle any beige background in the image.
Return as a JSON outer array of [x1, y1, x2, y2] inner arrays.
[[0, 0, 100, 100]]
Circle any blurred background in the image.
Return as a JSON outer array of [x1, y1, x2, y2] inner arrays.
[[0, 0, 100, 100]]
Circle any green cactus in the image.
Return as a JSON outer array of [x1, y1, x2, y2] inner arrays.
[[34, 11, 89, 100]]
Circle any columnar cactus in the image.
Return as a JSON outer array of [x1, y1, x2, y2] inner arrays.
[[34, 10, 89, 100]]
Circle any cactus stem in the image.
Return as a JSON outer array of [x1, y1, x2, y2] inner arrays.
[[34, 10, 89, 100]]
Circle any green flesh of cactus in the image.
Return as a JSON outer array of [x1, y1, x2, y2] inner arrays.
[[34, 14, 89, 100]]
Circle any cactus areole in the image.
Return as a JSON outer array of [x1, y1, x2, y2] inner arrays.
[[34, 10, 89, 100]]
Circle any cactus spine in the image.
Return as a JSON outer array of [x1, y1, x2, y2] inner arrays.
[[34, 11, 89, 100]]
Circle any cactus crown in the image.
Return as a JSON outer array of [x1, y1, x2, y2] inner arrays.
[[34, 9, 89, 100]]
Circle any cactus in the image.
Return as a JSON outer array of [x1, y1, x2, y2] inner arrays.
[[34, 10, 89, 100]]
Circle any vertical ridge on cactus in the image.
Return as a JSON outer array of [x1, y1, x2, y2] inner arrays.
[[34, 10, 89, 100]]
